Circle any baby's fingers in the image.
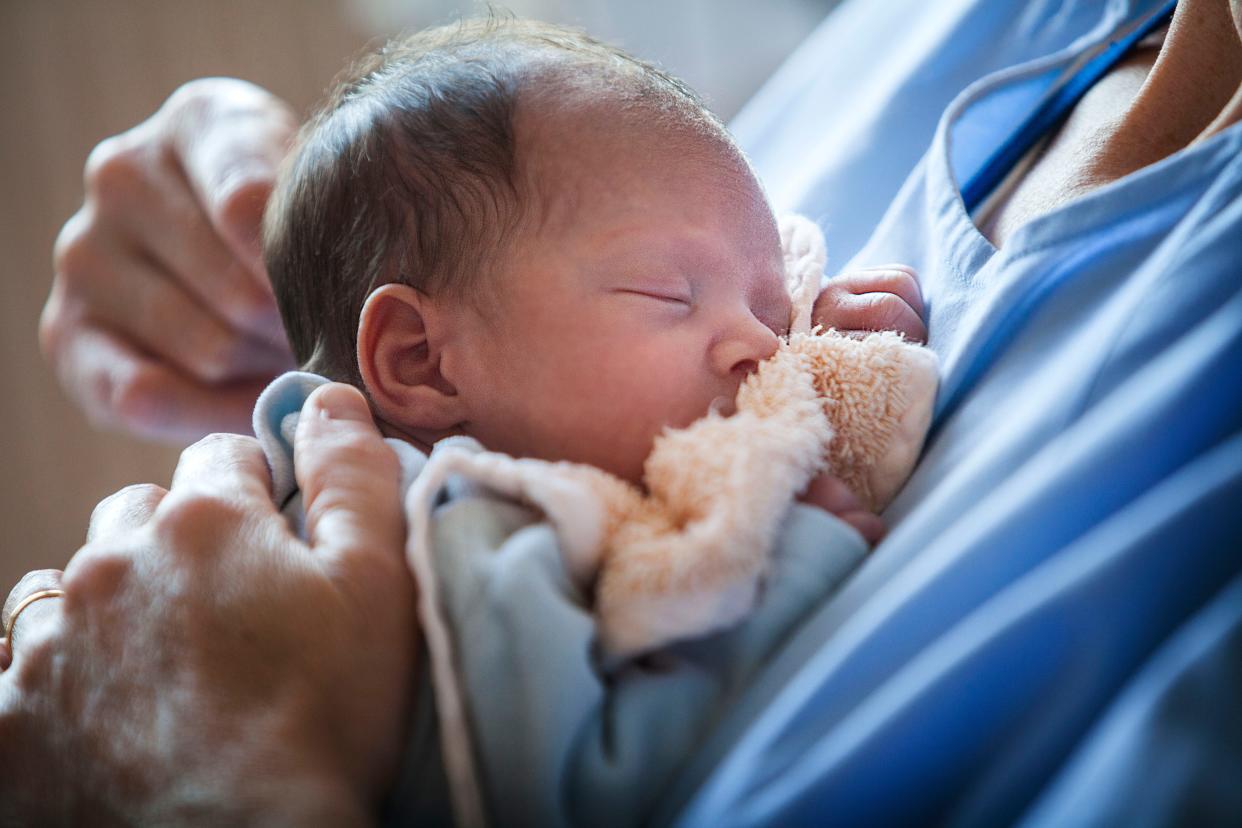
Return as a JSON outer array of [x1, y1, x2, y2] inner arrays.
[[838, 265, 924, 317], [835, 510, 887, 546], [812, 287, 928, 344], [797, 473, 886, 546]]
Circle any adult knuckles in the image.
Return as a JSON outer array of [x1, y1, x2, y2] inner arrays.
[[163, 76, 275, 122], [83, 135, 150, 214], [95, 480, 165, 509], [178, 432, 266, 478], [89, 484, 165, 534], [162, 78, 241, 127], [152, 489, 249, 551], [166, 78, 290, 194], [182, 429, 261, 456], [62, 546, 133, 605]]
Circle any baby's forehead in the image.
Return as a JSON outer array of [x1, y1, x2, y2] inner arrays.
[[518, 101, 762, 241]]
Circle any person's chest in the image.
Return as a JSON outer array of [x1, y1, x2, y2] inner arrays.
[[845, 20, 1240, 531], [977, 44, 1162, 247]]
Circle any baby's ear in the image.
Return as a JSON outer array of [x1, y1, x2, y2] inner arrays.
[[357, 283, 466, 431], [778, 214, 828, 335]]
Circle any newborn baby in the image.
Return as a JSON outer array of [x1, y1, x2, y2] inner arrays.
[[260, 17, 932, 827], [267, 19, 925, 525]]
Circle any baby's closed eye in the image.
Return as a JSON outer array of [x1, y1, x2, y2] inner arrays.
[[611, 273, 695, 308], [617, 287, 692, 305]]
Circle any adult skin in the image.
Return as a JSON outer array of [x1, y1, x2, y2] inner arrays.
[[0, 384, 416, 823], [41, 79, 298, 442], [978, 0, 1242, 245], [11, 0, 1242, 822]]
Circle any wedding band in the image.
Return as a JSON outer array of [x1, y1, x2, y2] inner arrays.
[[1, 589, 66, 648]]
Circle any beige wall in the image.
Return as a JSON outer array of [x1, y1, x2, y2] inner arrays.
[[0, 1, 367, 588]]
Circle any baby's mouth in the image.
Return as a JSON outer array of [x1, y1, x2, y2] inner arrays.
[[708, 395, 738, 417]]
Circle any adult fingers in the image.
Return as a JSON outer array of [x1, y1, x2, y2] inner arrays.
[[169, 432, 272, 504], [49, 210, 291, 385], [294, 384, 404, 575], [87, 483, 168, 543], [43, 79, 296, 446], [1, 570, 65, 666], [152, 433, 275, 562], [80, 129, 286, 350], [44, 324, 267, 443], [162, 78, 297, 284]]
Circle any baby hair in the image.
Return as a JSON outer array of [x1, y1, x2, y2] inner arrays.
[[264, 15, 734, 385]]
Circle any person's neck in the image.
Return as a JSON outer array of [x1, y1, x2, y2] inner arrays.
[[1095, 0, 1242, 182]]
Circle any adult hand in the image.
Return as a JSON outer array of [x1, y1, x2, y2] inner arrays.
[[0, 384, 416, 825], [41, 77, 299, 444], [813, 264, 928, 344]]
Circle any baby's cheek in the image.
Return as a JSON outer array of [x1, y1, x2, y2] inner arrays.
[[559, 336, 726, 475]]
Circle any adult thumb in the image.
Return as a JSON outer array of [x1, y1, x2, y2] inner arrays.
[[294, 383, 405, 573]]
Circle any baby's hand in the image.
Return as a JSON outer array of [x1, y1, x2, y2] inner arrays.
[[812, 264, 927, 344], [797, 471, 886, 546]]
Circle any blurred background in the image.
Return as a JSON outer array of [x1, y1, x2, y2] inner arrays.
[[0, 0, 834, 589]]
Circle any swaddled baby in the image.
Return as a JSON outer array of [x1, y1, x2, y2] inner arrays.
[[261, 17, 935, 827]]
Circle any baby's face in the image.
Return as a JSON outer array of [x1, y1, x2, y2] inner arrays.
[[449, 108, 789, 483]]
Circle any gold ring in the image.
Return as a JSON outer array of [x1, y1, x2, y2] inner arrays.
[[2, 589, 66, 648]]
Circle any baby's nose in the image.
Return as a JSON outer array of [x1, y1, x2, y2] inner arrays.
[[711, 318, 779, 378], [731, 358, 759, 377]]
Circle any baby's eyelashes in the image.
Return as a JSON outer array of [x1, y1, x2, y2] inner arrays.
[[617, 288, 692, 305]]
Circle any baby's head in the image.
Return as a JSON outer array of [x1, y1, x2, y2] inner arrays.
[[265, 18, 790, 483]]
